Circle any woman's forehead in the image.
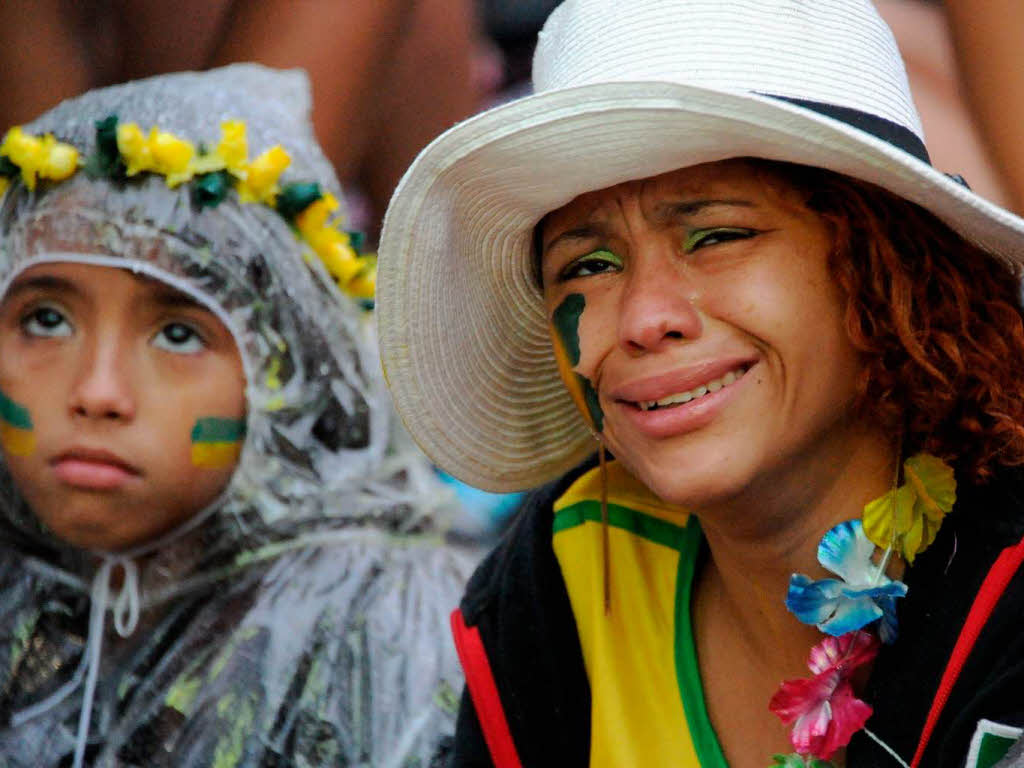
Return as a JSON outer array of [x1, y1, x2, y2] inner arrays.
[[544, 159, 805, 232]]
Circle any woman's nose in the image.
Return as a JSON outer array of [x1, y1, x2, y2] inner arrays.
[[618, 251, 703, 354], [69, 340, 136, 421]]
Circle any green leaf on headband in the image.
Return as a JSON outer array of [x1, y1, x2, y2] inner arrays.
[[346, 230, 365, 253], [275, 182, 322, 220], [0, 156, 17, 178], [83, 114, 126, 179], [193, 170, 232, 209]]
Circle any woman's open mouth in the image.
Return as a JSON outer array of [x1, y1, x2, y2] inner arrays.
[[633, 363, 751, 411], [612, 360, 757, 440]]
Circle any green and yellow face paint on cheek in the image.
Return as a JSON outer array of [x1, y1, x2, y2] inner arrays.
[[190, 417, 246, 468], [0, 389, 35, 456], [550, 293, 604, 432]]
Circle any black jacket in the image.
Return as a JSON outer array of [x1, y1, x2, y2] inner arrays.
[[452, 461, 1024, 767]]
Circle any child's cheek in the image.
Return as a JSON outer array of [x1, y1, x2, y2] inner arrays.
[[549, 293, 604, 433], [0, 387, 36, 457], [190, 417, 246, 469]]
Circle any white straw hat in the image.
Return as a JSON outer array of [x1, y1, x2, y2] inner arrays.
[[377, 0, 1024, 493]]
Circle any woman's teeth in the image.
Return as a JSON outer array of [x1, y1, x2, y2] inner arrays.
[[636, 366, 747, 411]]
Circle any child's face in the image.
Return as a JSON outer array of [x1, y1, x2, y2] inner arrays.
[[0, 262, 247, 551]]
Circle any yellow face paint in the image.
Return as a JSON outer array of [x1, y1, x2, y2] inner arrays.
[[550, 293, 604, 432], [0, 389, 35, 456], [190, 417, 246, 468]]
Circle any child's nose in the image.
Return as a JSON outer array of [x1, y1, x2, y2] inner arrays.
[[69, 340, 136, 421]]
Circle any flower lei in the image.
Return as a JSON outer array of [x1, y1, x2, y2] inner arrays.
[[768, 453, 956, 767], [0, 117, 375, 301]]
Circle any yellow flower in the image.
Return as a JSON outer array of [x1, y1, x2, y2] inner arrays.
[[40, 136, 79, 181], [0, 127, 79, 190], [216, 121, 248, 172], [149, 130, 195, 186], [345, 256, 377, 299], [294, 194, 363, 283], [294, 193, 339, 236], [317, 238, 362, 284], [238, 145, 290, 204], [116, 123, 195, 186], [862, 453, 956, 563], [1, 127, 43, 188], [192, 120, 250, 176], [116, 123, 150, 176]]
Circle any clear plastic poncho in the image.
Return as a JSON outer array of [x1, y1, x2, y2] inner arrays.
[[0, 65, 474, 767]]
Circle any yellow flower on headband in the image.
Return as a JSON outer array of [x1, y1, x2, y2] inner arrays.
[[0, 127, 79, 190], [296, 193, 362, 283], [116, 123, 195, 187], [216, 120, 249, 173], [191, 120, 251, 177], [0, 117, 373, 301], [238, 145, 291, 204], [862, 453, 956, 564], [346, 256, 377, 300]]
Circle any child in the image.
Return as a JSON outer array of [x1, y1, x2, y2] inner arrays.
[[0, 65, 472, 767]]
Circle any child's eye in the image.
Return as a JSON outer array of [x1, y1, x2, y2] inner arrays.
[[21, 306, 72, 338], [558, 249, 624, 281], [684, 227, 758, 252], [152, 322, 205, 354]]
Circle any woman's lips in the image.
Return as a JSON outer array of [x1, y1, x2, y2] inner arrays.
[[611, 360, 757, 439], [608, 356, 758, 404], [51, 450, 140, 491]]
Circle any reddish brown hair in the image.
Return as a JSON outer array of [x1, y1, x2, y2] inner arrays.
[[779, 162, 1024, 482]]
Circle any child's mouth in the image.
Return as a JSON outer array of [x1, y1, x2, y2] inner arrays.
[[52, 449, 140, 491]]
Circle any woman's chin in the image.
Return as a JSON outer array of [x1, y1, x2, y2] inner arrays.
[[619, 449, 756, 512]]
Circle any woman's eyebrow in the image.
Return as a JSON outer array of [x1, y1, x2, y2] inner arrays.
[[543, 224, 604, 255], [658, 198, 757, 217]]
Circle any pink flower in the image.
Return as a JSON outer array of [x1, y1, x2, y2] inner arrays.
[[769, 631, 879, 759]]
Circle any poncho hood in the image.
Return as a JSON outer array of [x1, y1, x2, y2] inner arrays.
[[0, 64, 471, 767]]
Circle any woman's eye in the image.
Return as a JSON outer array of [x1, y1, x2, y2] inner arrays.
[[152, 322, 205, 354], [21, 306, 72, 338], [558, 249, 624, 281], [684, 227, 758, 252]]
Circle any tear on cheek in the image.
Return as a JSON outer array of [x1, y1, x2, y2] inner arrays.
[[0, 389, 35, 456], [190, 417, 246, 468]]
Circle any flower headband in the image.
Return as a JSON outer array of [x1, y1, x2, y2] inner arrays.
[[0, 116, 375, 301]]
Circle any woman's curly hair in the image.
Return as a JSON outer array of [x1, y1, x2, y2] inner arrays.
[[780, 162, 1024, 482]]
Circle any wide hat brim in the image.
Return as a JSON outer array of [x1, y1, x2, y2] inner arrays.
[[378, 80, 1024, 492]]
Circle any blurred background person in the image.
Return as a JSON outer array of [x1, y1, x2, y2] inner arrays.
[[943, 0, 1024, 215], [0, 0, 495, 236], [875, 0, 1013, 208]]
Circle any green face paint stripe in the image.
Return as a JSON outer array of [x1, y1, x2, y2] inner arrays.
[[552, 293, 585, 367], [578, 374, 604, 433], [0, 390, 32, 430], [191, 417, 246, 443]]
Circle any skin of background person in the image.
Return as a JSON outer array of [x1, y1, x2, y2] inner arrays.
[[944, 0, 1024, 215], [0, 0, 484, 229], [0, 0, 232, 126], [874, 0, 1011, 208]]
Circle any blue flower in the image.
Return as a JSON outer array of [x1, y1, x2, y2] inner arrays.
[[786, 520, 907, 641]]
